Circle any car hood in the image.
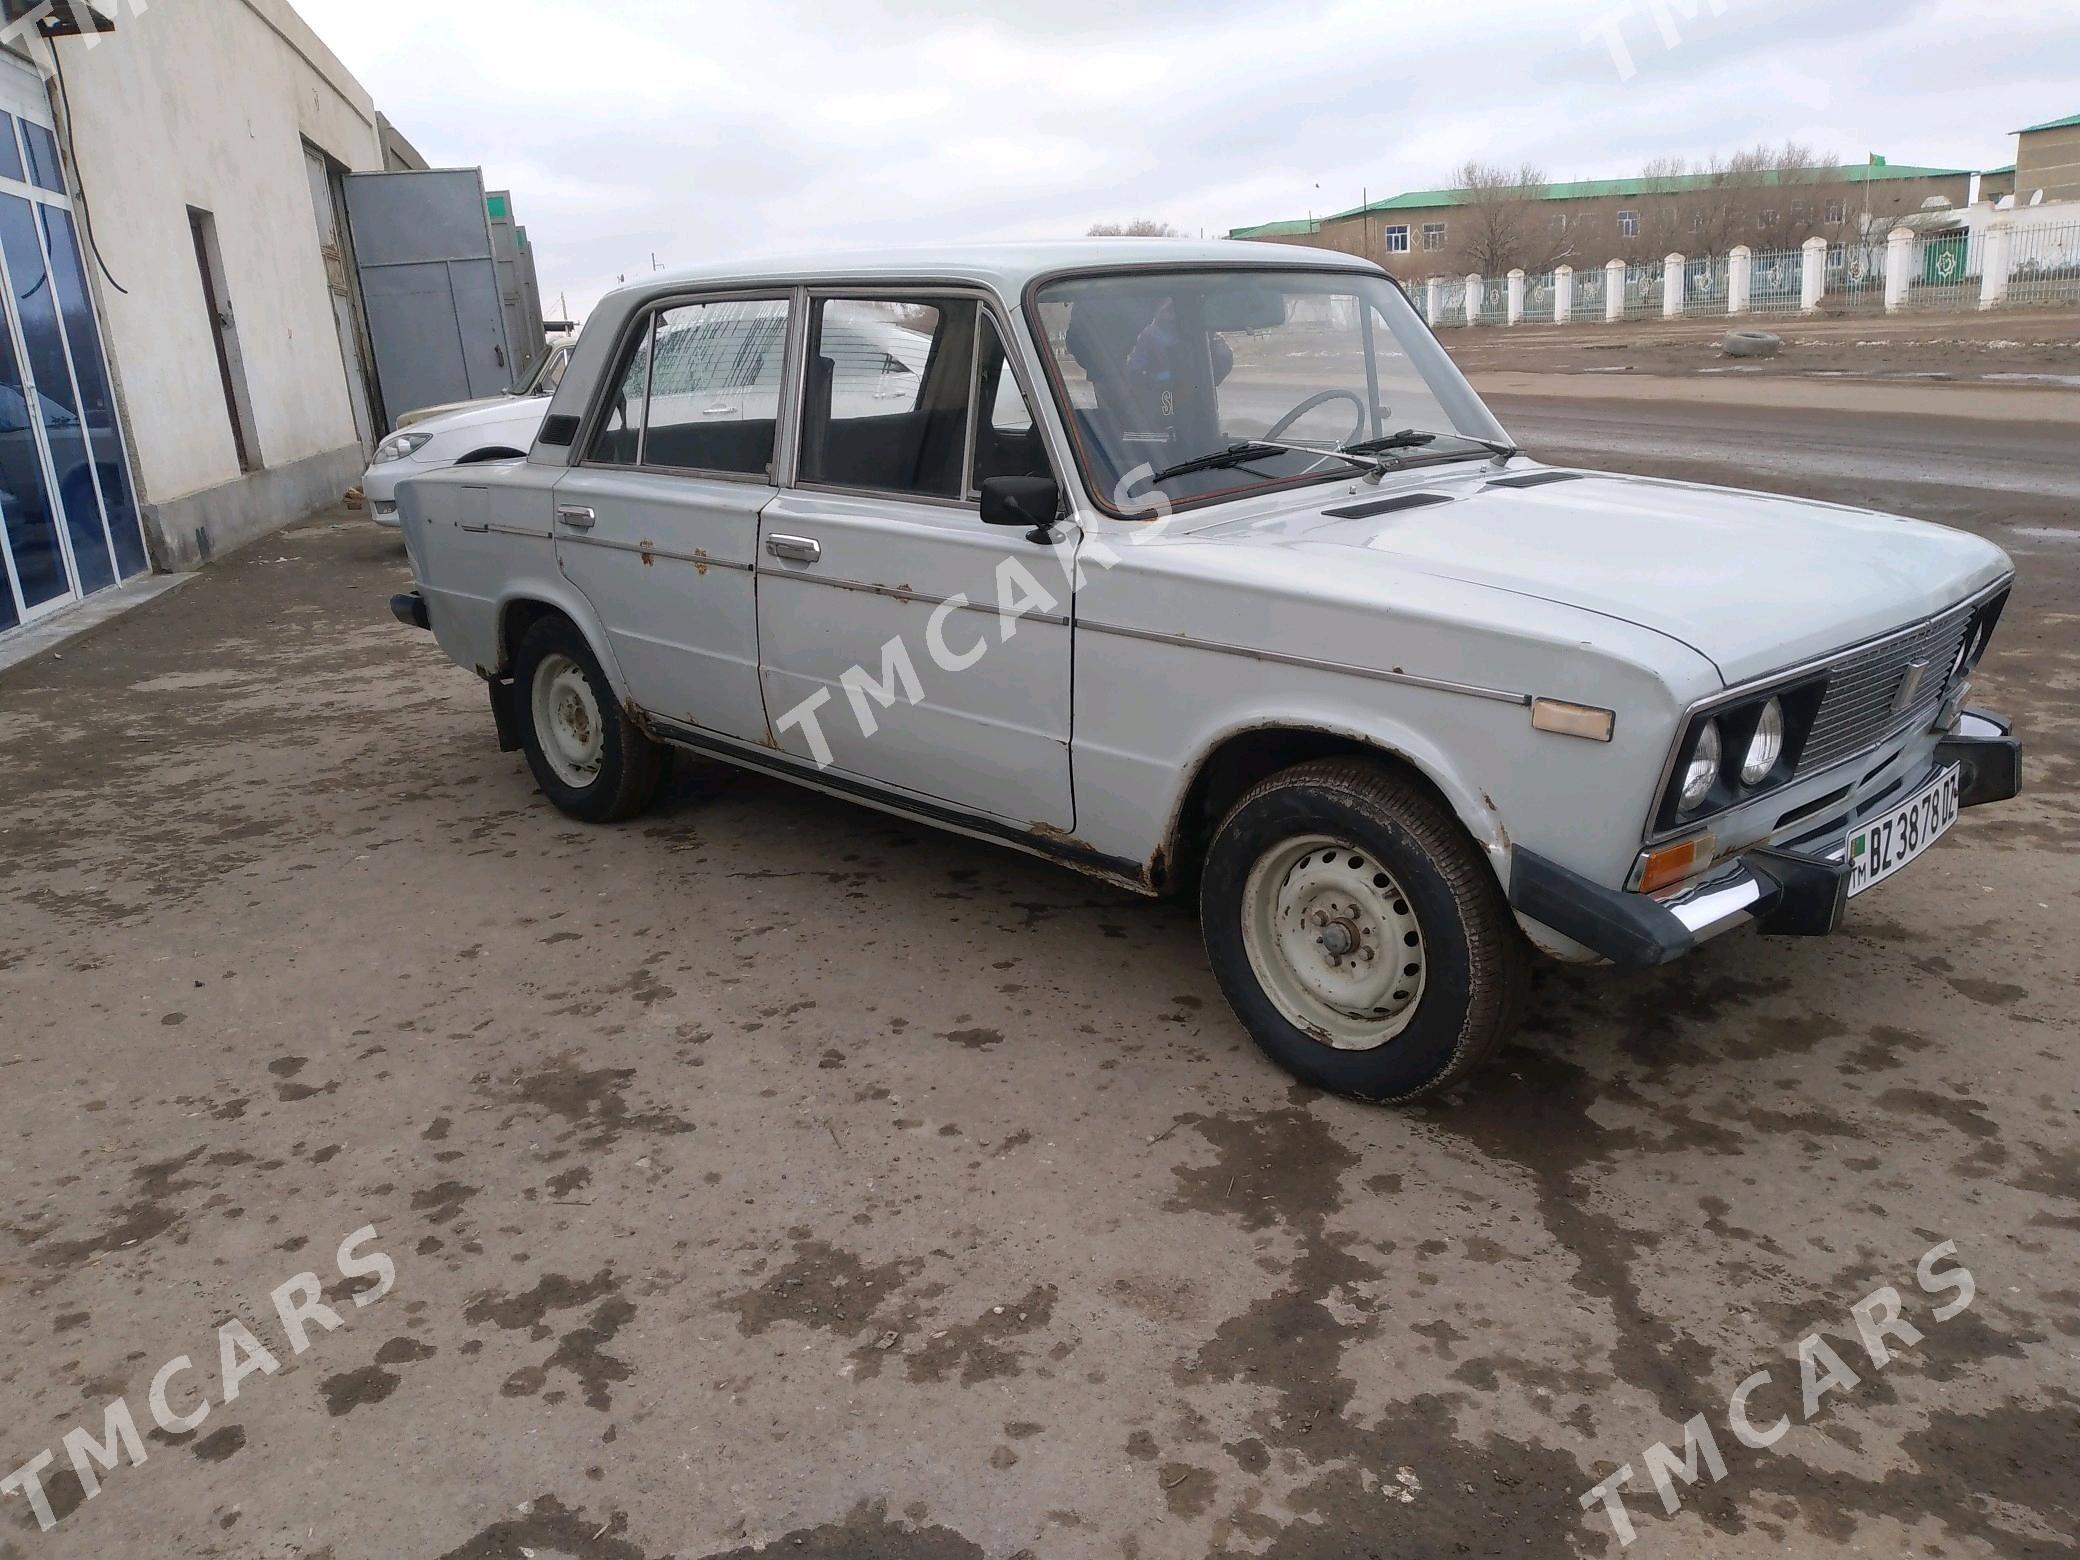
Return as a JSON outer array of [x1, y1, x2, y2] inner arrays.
[[399, 395, 517, 430], [405, 396, 549, 441], [1182, 467, 2012, 684]]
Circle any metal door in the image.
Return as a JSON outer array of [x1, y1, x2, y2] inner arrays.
[[343, 169, 514, 428]]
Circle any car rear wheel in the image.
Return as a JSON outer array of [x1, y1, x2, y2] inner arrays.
[[1199, 757, 1527, 1103], [513, 616, 666, 822]]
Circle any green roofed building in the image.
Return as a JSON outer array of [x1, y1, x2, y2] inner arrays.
[[1228, 159, 1974, 283], [2011, 113, 2080, 203]]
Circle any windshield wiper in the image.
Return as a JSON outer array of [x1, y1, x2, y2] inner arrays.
[[1149, 439, 1383, 486], [1344, 428, 1519, 465], [1145, 441, 1302, 484]]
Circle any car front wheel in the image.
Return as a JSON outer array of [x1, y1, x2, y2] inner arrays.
[[513, 616, 666, 822], [1199, 757, 1527, 1103]]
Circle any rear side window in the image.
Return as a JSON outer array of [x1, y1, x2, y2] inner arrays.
[[799, 297, 977, 499], [586, 297, 790, 476]]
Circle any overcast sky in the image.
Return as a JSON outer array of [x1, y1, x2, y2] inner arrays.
[[291, 0, 2080, 319]]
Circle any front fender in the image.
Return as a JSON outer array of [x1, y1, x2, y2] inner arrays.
[[1159, 703, 1515, 885]]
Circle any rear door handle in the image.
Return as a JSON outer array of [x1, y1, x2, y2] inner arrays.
[[766, 534, 821, 564], [556, 505, 596, 530]]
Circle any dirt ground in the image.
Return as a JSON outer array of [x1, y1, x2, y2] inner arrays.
[[0, 393, 2075, 1558], [1442, 306, 2080, 384]]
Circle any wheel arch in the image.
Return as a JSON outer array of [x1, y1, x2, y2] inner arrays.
[[456, 446, 528, 466], [1160, 718, 1510, 895], [491, 581, 630, 702]]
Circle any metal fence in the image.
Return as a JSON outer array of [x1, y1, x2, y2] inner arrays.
[[1572, 265, 1608, 318], [1745, 247, 1805, 314], [1423, 220, 2080, 327], [2005, 220, 2080, 308]]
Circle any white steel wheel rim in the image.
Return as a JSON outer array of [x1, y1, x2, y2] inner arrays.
[[1241, 833, 1427, 1052], [531, 653, 605, 788]]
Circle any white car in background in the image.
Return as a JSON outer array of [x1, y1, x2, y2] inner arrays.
[[370, 313, 944, 525], [364, 340, 576, 526]]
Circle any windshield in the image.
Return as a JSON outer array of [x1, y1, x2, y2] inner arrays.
[[524, 345, 571, 396], [1031, 268, 1510, 515]]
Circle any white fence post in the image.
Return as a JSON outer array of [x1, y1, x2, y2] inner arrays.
[[1884, 227, 1915, 312], [1727, 245, 1751, 314], [1506, 268, 1525, 325], [1662, 253, 1685, 317], [1464, 273, 1480, 327], [1554, 264, 1573, 324], [1426, 276, 1443, 326], [1604, 257, 1625, 321], [1978, 224, 2011, 310], [1800, 235, 1828, 313]]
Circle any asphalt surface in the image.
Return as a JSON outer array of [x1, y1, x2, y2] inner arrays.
[[0, 392, 2075, 1558]]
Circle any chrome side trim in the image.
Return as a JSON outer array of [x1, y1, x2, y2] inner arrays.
[[1074, 617, 1532, 705], [556, 532, 754, 572], [753, 568, 1072, 627]]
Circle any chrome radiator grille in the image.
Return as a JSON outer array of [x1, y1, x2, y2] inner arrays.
[[1797, 601, 1978, 774]]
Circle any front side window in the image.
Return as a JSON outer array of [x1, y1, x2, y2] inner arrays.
[[1383, 224, 1410, 253], [801, 297, 976, 498], [1032, 268, 1509, 516]]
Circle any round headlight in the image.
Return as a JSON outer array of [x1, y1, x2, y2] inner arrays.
[[1740, 698, 1785, 785], [1679, 720, 1722, 812]]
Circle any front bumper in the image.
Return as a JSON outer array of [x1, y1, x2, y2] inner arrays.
[[1510, 708, 2020, 969]]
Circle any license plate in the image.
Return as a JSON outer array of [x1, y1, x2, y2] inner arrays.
[[1846, 765, 1960, 897]]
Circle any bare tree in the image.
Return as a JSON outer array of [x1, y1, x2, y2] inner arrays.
[[1450, 162, 1568, 277], [1086, 220, 1182, 238], [1631, 142, 1839, 263]]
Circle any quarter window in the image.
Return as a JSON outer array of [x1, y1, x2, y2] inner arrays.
[[1383, 224, 1410, 253], [970, 313, 1049, 492], [800, 297, 977, 499]]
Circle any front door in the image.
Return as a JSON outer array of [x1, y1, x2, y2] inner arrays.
[[756, 294, 1074, 829], [552, 294, 791, 745]]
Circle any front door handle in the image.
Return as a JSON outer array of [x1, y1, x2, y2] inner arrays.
[[556, 505, 596, 530], [766, 534, 821, 564]]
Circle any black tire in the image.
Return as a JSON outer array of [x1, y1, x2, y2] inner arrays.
[[512, 615, 666, 823], [1722, 329, 1781, 359], [1199, 757, 1528, 1104]]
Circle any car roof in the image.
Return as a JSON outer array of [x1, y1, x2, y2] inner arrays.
[[601, 239, 1378, 306]]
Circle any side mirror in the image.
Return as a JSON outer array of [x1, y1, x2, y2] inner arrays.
[[979, 474, 1059, 542]]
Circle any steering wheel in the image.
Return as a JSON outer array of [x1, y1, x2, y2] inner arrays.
[[1265, 388, 1366, 446]]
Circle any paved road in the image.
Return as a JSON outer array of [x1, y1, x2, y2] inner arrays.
[[0, 395, 2074, 1558], [1490, 389, 2080, 504]]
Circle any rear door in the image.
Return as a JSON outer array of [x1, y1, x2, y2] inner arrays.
[[754, 293, 1074, 828], [551, 293, 791, 744]]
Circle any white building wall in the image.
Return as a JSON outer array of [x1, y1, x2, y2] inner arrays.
[[25, 0, 388, 564]]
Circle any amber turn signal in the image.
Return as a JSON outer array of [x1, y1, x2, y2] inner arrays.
[[1531, 698, 1615, 742], [1638, 835, 1716, 895]]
